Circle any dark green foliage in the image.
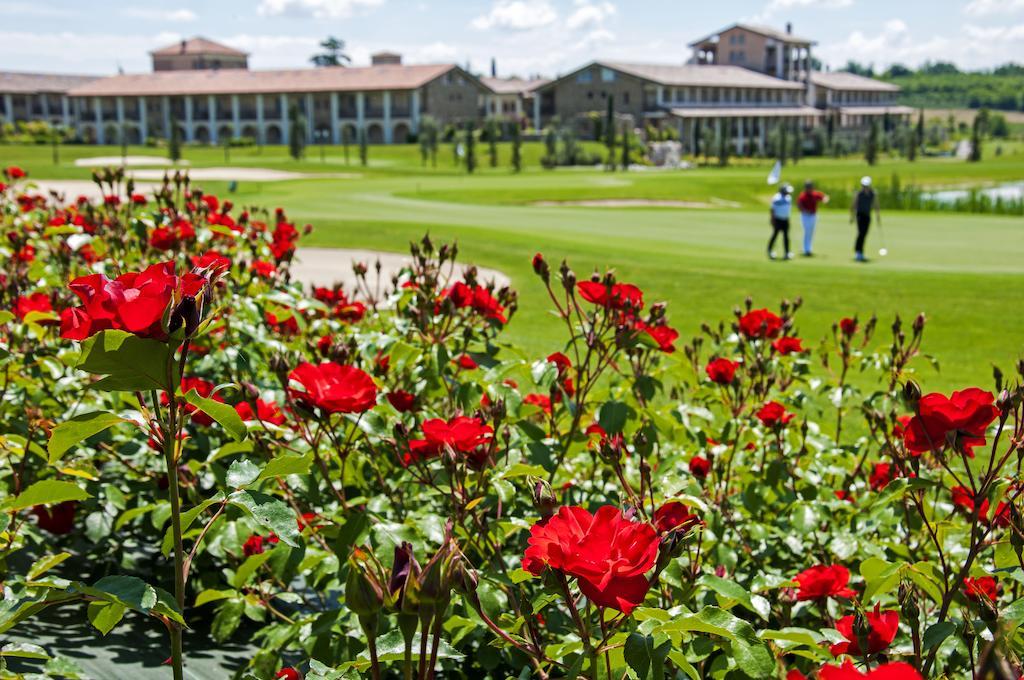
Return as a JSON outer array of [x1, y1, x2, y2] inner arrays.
[[511, 123, 522, 173], [287, 104, 306, 161], [865, 119, 879, 166], [168, 116, 182, 163], [358, 127, 368, 166], [310, 36, 350, 67], [464, 122, 476, 174]]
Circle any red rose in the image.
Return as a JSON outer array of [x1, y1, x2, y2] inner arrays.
[[903, 388, 999, 457], [276, 668, 301, 680], [14, 292, 53, 320], [869, 462, 895, 491], [288, 362, 377, 414], [577, 281, 644, 311], [454, 354, 478, 370], [793, 564, 856, 601], [772, 336, 804, 355], [404, 415, 493, 466], [819, 660, 922, 680], [251, 260, 276, 278], [243, 533, 278, 556], [4, 166, 26, 179], [131, 193, 147, 205], [523, 505, 658, 614], [705, 358, 738, 385], [950, 485, 988, 518], [839, 317, 858, 336], [756, 401, 794, 428], [738, 308, 783, 339], [387, 390, 417, 413], [333, 300, 366, 323], [524, 393, 553, 414], [829, 604, 899, 657], [638, 321, 678, 353], [689, 455, 711, 479], [60, 261, 205, 341], [653, 501, 702, 534], [442, 282, 507, 324], [786, 671, 807, 680], [191, 250, 231, 276], [963, 575, 997, 602], [31, 501, 77, 534], [235, 399, 286, 426]]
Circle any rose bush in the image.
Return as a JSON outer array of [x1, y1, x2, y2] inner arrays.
[[0, 166, 1022, 680]]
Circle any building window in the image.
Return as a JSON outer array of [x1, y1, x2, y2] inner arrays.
[[600, 67, 616, 82], [738, 33, 745, 44], [577, 70, 593, 84]]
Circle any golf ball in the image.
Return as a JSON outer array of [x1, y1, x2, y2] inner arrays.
[[879, 248, 888, 256]]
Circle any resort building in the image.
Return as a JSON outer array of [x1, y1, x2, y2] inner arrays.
[[689, 23, 815, 82], [63, 39, 488, 145], [151, 38, 249, 72], [532, 61, 821, 154], [0, 72, 98, 127], [481, 77, 548, 122], [808, 71, 914, 129]]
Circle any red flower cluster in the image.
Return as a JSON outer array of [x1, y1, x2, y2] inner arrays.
[[443, 281, 507, 324], [705, 358, 738, 385], [14, 292, 53, 320], [636, 321, 678, 353], [577, 280, 644, 310], [386, 390, 417, 413], [839, 317, 858, 336], [523, 506, 659, 613], [60, 262, 207, 341], [689, 455, 711, 479], [903, 388, 1000, 456], [793, 564, 856, 601], [150, 218, 196, 251], [404, 415, 493, 466], [963, 575, 997, 601], [756, 401, 795, 428], [288, 362, 377, 414], [270, 220, 299, 262], [819, 661, 922, 680], [772, 336, 804, 355], [830, 604, 899, 657], [235, 399, 286, 426], [739, 308, 783, 339], [31, 501, 77, 534], [243, 533, 279, 556]]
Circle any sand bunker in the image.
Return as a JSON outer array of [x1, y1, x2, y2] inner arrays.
[[74, 156, 180, 168], [126, 167, 359, 181], [291, 247, 510, 291]]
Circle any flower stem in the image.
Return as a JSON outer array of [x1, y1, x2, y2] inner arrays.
[[163, 398, 185, 680]]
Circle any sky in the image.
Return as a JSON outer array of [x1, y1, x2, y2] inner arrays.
[[0, 0, 1021, 77]]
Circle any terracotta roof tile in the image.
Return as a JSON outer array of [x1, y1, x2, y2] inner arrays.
[[0, 71, 99, 94], [810, 71, 901, 93], [600, 62, 805, 89], [151, 37, 248, 57], [67, 64, 474, 97], [480, 77, 549, 94]]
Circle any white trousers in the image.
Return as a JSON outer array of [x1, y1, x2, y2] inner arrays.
[[801, 212, 818, 254]]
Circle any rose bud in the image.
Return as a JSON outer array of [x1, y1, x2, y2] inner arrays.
[[346, 549, 385, 620], [388, 542, 421, 615], [902, 380, 922, 408], [912, 313, 926, 335], [168, 295, 200, 337], [898, 582, 919, 624], [533, 480, 557, 518]]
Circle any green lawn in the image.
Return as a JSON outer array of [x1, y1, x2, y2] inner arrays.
[[4, 141, 1023, 390]]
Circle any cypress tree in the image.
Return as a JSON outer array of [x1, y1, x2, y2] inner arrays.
[[358, 127, 368, 166], [511, 122, 522, 173], [168, 115, 182, 163], [968, 112, 983, 162], [465, 122, 476, 174], [342, 125, 351, 165], [288, 104, 306, 160], [486, 117, 499, 167], [604, 95, 616, 170], [865, 118, 879, 166], [620, 122, 631, 170]]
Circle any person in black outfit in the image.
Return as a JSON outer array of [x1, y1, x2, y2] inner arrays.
[[849, 175, 881, 262], [768, 184, 793, 260]]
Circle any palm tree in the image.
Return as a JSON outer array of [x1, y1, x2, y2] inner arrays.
[[310, 37, 351, 67]]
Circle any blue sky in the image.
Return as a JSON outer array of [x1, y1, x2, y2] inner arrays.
[[0, 0, 1020, 76]]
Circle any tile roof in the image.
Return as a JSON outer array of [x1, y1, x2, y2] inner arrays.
[[67, 64, 473, 98], [810, 71, 901, 92], [669, 105, 823, 119], [151, 37, 248, 57], [689, 23, 816, 47], [600, 62, 805, 89], [480, 77, 549, 94], [0, 71, 100, 94]]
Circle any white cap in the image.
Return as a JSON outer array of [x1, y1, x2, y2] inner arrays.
[[861, 176, 872, 187]]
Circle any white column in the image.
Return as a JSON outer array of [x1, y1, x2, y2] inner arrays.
[[162, 96, 170, 140], [208, 95, 217, 144], [280, 94, 289, 142], [330, 92, 339, 144], [532, 95, 540, 131], [61, 97, 70, 127], [256, 94, 264, 144], [184, 95, 194, 142], [116, 97, 125, 142], [304, 93, 314, 142], [94, 97, 104, 144], [383, 91, 392, 144], [410, 90, 421, 134], [737, 117, 744, 154], [138, 97, 148, 142], [40, 94, 50, 121], [775, 44, 783, 79], [2, 94, 12, 124], [758, 116, 766, 155], [231, 94, 240, 138], [356, 92, 365, 134]]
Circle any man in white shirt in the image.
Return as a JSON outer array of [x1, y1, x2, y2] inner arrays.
[[768, 184, 793, 260]]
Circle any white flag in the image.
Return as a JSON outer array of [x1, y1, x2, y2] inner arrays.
[[767, 160, 782, 185]]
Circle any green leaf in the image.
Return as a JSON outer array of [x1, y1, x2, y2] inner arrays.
[[860, 557, 905, 602], [923, 621, 957, 650], [76, 330, 176, 392], [183, 389, 247, 441], [27, 552, 72, 581], [211, 598, 245, 643], [91, 575, 157, 613], [229, 490, 300, 547], [624, 632, 669, 680], [3, 479, 89, 512], [256, 453, 313, 482], [0, 642, 49, 660], [699, 574, 770, 621], [195, 589, 236, 607], [661, 606, 775, 679], [227, 459, 261, 488], [48, 411, 133, 463], [162, 493, 224, 555], [233, 551, 274, 589], [87, 601, 126, 635], [598, 401, 629, 435]]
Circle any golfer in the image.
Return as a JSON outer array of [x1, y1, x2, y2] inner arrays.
[[768, 184, 793, 260], [849, 176, 881, 262], [797, 180, 829, 256]]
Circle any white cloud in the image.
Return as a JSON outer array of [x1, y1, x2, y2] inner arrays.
[[0, 2, 70, 18], [408, 41, 460, 63], [963, 0, 1024, 16], [256, 0, 384, 19], [470, 0, 558, 31], [122, 8, 198, 22], [566, 0, 615, 30]]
